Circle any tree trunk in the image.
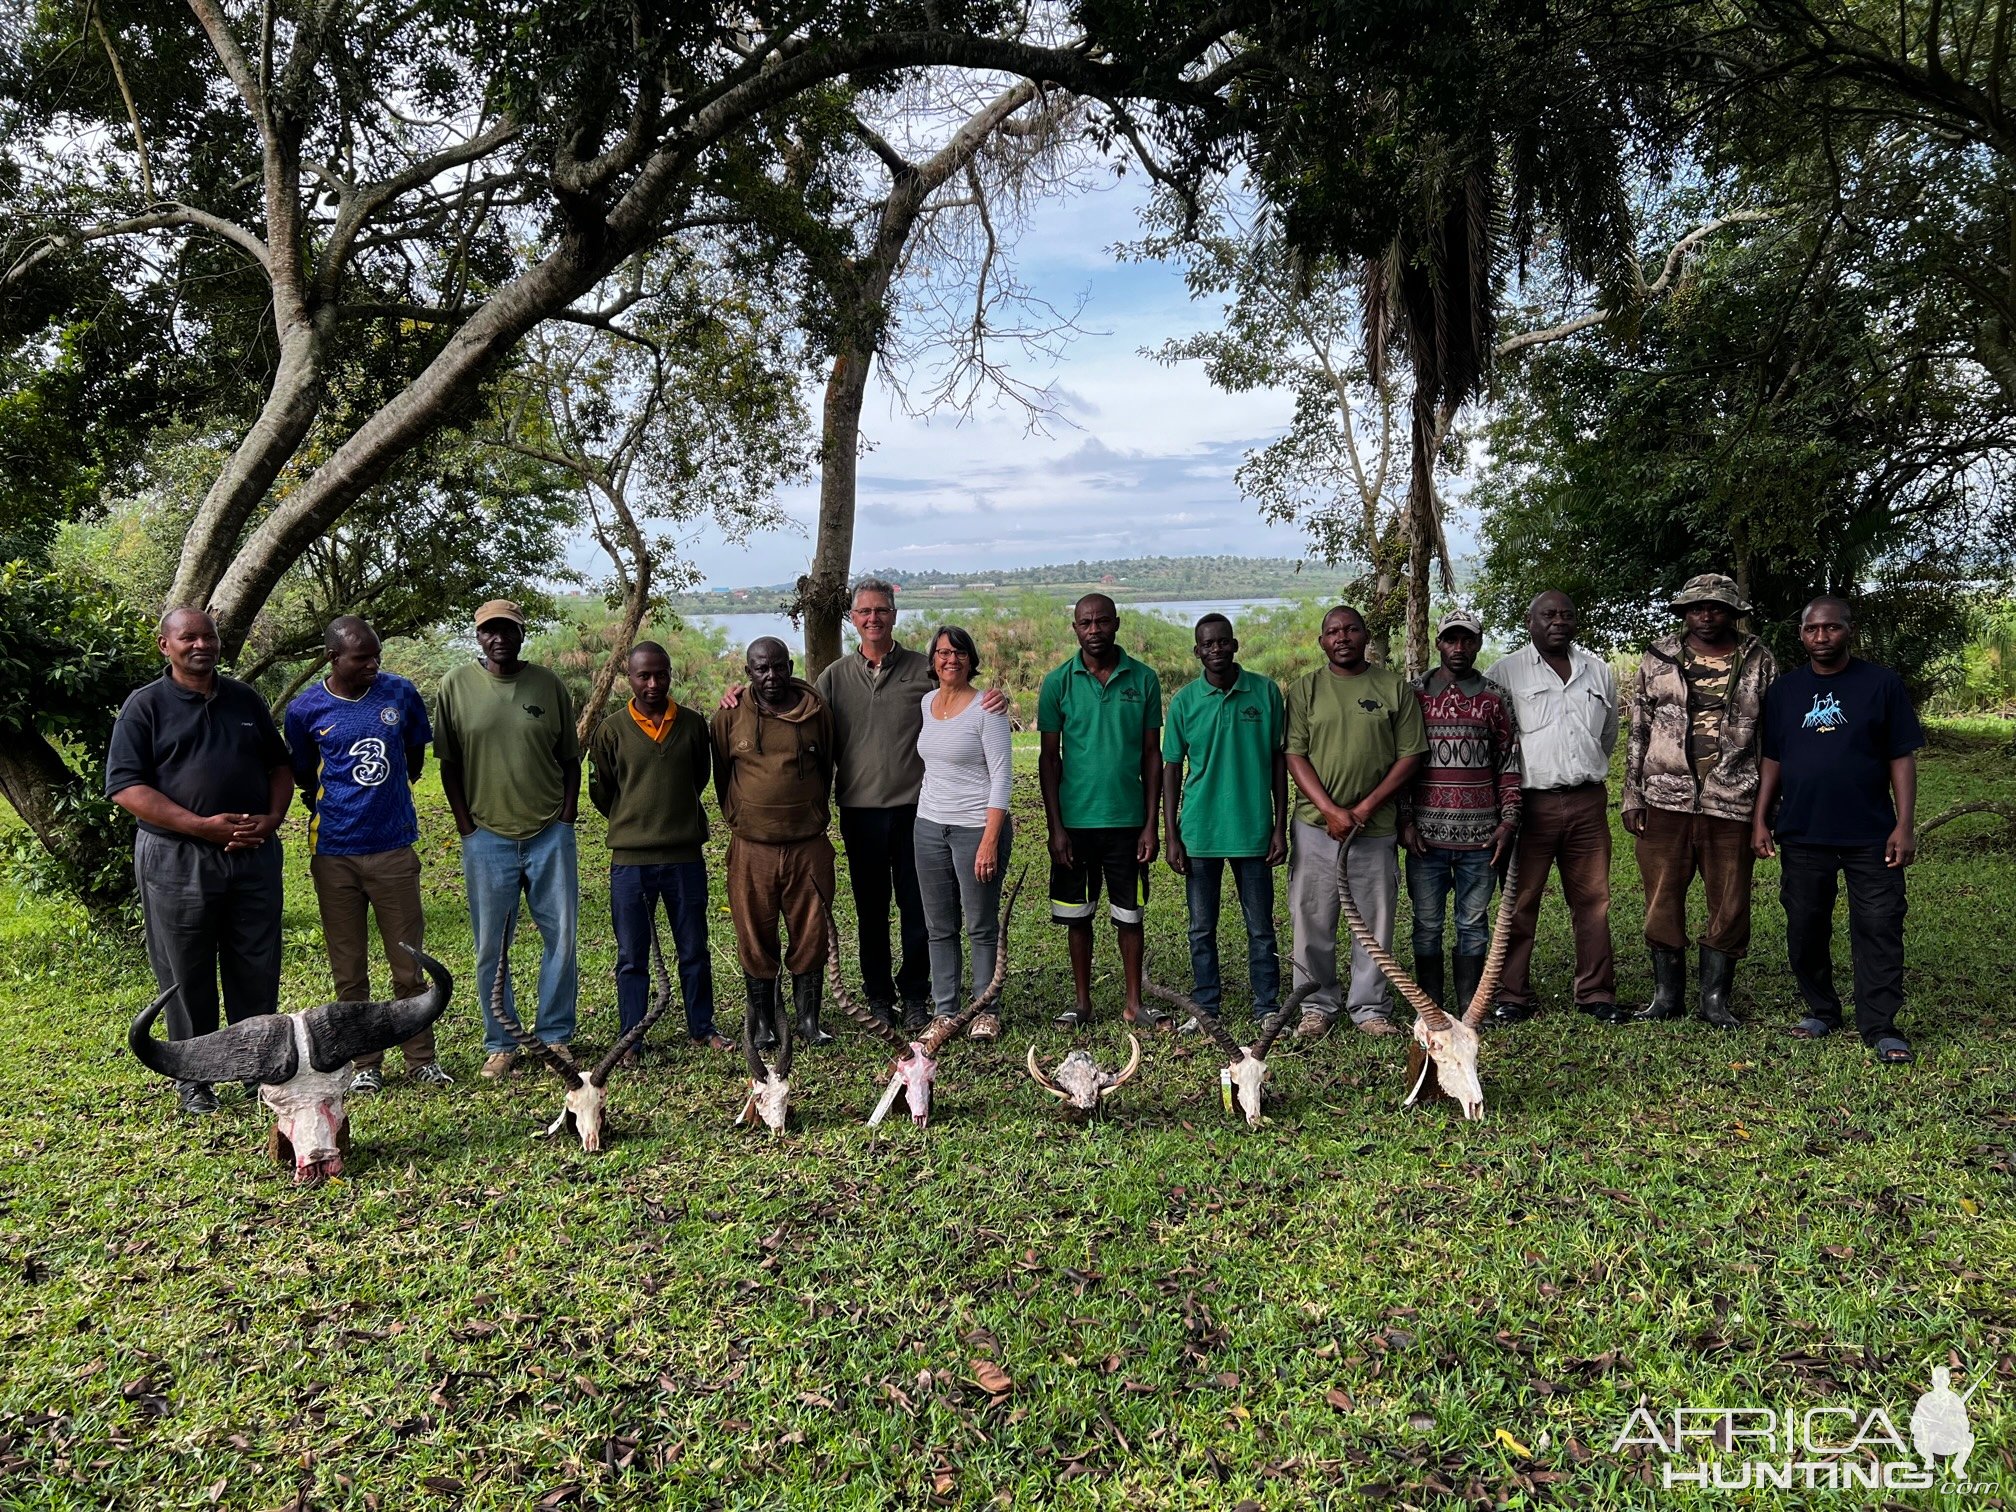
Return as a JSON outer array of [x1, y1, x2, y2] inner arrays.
[[576, 483, 654, 744], [1402, 385, 1436, 678], [803, 342, 875, 680], [0, 729, 128, 910]]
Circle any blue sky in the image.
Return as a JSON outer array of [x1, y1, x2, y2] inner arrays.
[[676, 173, 1317, 589]]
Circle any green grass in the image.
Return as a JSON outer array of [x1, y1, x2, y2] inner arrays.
[[3, 727, 2014, 1509]]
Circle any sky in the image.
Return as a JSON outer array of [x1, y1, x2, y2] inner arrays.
[[667, 172, 1317, 590]]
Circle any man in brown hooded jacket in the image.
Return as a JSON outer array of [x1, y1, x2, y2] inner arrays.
[[1622, 574, 1777, 1028], [711, 637, 836, 1050]]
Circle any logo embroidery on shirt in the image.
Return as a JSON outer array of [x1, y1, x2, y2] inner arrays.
[[1802, 692, 1846, 733], [1357, 698, 1382, 713], [349, 736, 391, 786], [1239, 706, 1261, 723], [1119, 686, 1142, 703], [379, 706, 400, 726], [523, 704, 545, 718]]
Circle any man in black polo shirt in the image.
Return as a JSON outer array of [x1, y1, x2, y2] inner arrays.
[[107, 607, 294, 1114]]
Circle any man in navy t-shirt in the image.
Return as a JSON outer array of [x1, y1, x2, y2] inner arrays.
[[1753, 595, 1924, 1064], [285, 615, 448, 1092]]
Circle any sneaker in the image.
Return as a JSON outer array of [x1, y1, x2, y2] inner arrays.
[[547, 1042, 578, 1068], [348, 1067, 383, 1096], [902, 1000, 932, 1034], [410, 1062, 454, 1087], [616, 1046, 641, 1069], [1355, 1014, 1400, 1036], [1294, 1007, 1333, 1041], [480, 1051, 518, 1080], [177, 1081, 218, 1116], [969, 1012, 1001, 1041], [1177, 1015, 1201, 1035]]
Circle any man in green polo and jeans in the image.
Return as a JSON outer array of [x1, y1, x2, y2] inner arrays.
[[1039, 593, 1164, 1029], [1162, 613, 1288, 1032]]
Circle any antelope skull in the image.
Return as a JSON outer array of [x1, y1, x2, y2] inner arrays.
[[1337, 835, 1519, 1122], [128, 944, 453, 1182], [738, 970, 794, 1136], [829, 871, 1025, 1127], [1145, 979, 1301, 1128], [1024, 1036, 1141, 1121], [491, 915, 673, 1153]]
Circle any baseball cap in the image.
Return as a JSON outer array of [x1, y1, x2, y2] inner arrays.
[[1437, 609, 1485, 638], [473, 598, 526, 630]]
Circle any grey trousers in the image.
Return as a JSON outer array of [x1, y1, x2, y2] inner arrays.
[[913, 819, 1012, 1017], [135, 828, 284, 1041], [1288, 819, 1397, 1024]]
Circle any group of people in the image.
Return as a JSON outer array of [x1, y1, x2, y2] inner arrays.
[[106, 571, 1924, 1115]]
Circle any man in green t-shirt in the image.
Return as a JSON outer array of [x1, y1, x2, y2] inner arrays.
[[435, 599, 582, 1078], [1285, 605, 1427, 1039], [1037, 593, 1163, 1030], [1162, 614, 1287, 1031]]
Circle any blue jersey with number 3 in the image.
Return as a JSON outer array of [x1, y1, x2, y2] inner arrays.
[[284, 672, 433, 854]]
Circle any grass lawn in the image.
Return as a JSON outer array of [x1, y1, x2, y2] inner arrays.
[[2, 725, 2014, 1509]]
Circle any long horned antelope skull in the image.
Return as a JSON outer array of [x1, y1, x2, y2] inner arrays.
[[828, 870, 1026, 1127], [1024, 1035, 1141, 1121], [128, 944, 453, 1182], [1143, 978, 1302, 1128], [491, 918, 672, 1152], [738, 959, 795, 1136], [1336, 832, 1520, 1121]]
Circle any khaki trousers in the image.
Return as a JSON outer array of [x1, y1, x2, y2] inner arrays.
[[309, 847, 434, 1069], [726, 834, 836, 979], [1635, 808, 1755, 956]]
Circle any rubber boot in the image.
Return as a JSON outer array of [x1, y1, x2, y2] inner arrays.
[[1451, 954, 1486, 1019], [1697, 945, 1741, 1029], [1413, 952, 1447, 1013], [794, 970, 835, 1047], [745, 975, 779, 1052], [1631, 947, 1687, 1022]]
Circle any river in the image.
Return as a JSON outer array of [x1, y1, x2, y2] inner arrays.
[[681, 597, 1290, 652]]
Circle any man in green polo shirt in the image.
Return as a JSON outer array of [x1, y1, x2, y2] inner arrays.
[[1285, 604, 1427, 1039], [1163, 613, 1288, 1032], [1038, 593, 1164, 1030]]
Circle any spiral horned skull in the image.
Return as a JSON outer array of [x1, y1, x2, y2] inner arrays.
[[128, 944, 453, 1182], [492, 918, 671, 1152], [829, 871, 1025, 1127], [1337, 835, 1519, 1121], [1145, 979, 1299, 1128], [1024, 1035, 1141, 1120]]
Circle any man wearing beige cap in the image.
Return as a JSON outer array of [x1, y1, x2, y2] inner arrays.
[[435, 599, 581, 1076], [1622, 574, 1776, 1029]]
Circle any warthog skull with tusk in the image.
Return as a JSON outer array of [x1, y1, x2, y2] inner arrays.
[[1336, 833, 1520, 1120], [1024, 1035, 1141, 1120], [828, 870, 1025, 1127], [491, 916, 671, 1152], [1144, 977, 1301, 1127], [128, 944, 453, 1182]]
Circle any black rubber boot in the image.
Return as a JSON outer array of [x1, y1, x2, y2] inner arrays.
[[745, 975, 779, 1052], [1632, 946, 1687, 1022], [1451, 954, 1486, 1019], [1697, 946, 1741, 1029], [1413, 952, 1447, 1013], [794, 970, 835, 1047]]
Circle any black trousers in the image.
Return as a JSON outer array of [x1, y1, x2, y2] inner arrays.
[[1779, 841, 1907, 1043], [135, 829, 284, 1042], [838, 804, 929, 1004]]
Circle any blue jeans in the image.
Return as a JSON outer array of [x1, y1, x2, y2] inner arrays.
[[463, 821, 579, 1053], [1183, 856, 1280, 1019], [611, 861, 717, 1040], [1406, 846, 1496, 958]]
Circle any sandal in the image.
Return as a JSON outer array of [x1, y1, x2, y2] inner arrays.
[[1124, 1004, 1175, 1032], [1872, 1036, 1915, 1065], [1052, 1009, 1086, 1030], [1788, 1017, 1837, 1041]]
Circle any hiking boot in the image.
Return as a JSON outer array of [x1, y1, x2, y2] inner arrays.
[[1294, 1007, 1333, 1042], [902, 999, 933, 1034], [1697, 945, 1741, 1030], [1450, 954, 1485, 1018], [1631, 946, 1687, 1022], [547, 1042, 578, 1067], [1355, 1013, 1400, 1036], [177, 1080, 217, 1116], [348, 1067, 383, 1096], [479, 1051, 518, 1080], [868, 998, 899, 1030], [1413, 952, 1447, 1013], [410, 1061, 454, 1087], [969, 1012, 1001, 1041]]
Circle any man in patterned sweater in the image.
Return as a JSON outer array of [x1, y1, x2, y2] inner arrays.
[[1397, 611, 1522, 1018]]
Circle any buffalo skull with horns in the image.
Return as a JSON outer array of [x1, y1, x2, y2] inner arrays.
[[128, 944, 453, 1182], [490, 920, 672, 1152], [1336, 832, 1520, 1120], [1024, 1035, 1141, 1120], [1144, 979, 1303, 1127], [827, 871, 1025, 1126]]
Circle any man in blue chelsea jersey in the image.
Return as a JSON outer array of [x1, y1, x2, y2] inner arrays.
[[285, 616, 450, 1092]]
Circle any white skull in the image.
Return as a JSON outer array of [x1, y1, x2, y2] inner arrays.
[[260, 1022, 353, 1181], [542, 1081, 610, 1151], [1408, 1016, 1484, 1120], [744, 1073, 790, 1134], [1227, 1051, 1272, 1127]]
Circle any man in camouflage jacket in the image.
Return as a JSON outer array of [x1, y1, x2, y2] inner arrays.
[[1622, 574, 1777, 1029]]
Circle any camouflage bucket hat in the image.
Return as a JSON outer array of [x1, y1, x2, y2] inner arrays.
[[1669, 573, 1751, 614]]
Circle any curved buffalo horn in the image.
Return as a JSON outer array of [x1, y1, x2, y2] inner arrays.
[[825, 909, 907, 1052], [301, 944, 455, 1072], [1336, 833, 1450, 1029], [1251, 979, 1316, 1060], [1461, 853, 1521, 1030], [128, 985, 299, 1085], [919, 867, 1025, 1056], [1025, 1044, 1069, 1099], [591, 923, 672, 1087], [490, 925, 582, 1089], [1104, 1033, 1143, 1093], [1145, 977, 1242, 1062]]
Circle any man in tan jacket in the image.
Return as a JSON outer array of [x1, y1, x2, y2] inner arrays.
[[711, 637, 836, 1050], [1622, 574, 1777, 1029]]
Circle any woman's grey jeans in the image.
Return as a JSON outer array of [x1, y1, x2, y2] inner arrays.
[[912, 819, 1013, 1017]]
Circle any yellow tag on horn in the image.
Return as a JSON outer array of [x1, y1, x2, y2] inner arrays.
[[1220, 1066, 1234, 1114]]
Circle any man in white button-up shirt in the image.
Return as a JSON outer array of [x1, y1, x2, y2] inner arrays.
[[1483, 591, 1621, 1023]]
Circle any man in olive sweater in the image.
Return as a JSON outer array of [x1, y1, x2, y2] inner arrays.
[[588, 642, 729, 1059]]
